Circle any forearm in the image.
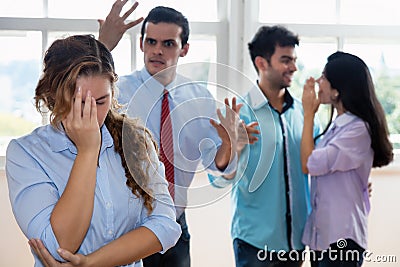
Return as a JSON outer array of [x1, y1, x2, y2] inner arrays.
[[50, 151, 98, 252], [87, 227, 162, 267], [222, 149, 242, 179], [301, 114, 315, 174], [214, 140, 234, 171]]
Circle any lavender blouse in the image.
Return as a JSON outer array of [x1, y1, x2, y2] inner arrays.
[[302, 112, 373, 250]]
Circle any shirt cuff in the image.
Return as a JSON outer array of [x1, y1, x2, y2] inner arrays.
[[208, 173, 234, 188], [141, 216, 181, 254], [207, 151, 238, 177], [40, 222, 65, 262]]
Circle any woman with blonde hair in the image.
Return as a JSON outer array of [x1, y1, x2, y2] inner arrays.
[[6, 34, 180, 267]]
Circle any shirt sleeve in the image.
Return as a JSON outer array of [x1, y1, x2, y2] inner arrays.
[[116, 74, 136, 106], [138, 139, 181, 253], [6, 140, 64, 261], [205, 152, 238, 177], [307, 121, 372, 176], [207, 172, 235, 188]]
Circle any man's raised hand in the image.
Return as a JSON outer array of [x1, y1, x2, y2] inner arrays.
[[98, 0, 144, 51]]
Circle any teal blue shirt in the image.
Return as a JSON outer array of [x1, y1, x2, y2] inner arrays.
[[209, 85, 320, 251]]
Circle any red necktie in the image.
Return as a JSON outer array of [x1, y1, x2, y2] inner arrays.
[[160, 89, 175, 199]]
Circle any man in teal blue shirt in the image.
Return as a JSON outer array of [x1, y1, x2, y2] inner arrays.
[[209, 26, 320, 267]]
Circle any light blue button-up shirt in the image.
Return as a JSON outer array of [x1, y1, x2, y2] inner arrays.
[[117, 68, 236, 217], [302, 112, 373, 251], [6, 124, 181, 267], [209, 85, 321, 252]]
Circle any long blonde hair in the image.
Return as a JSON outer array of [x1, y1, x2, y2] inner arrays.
[[35, 34, 155, 213]]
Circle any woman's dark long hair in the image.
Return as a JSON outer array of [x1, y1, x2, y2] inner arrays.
[[317, 51, 393, 167]]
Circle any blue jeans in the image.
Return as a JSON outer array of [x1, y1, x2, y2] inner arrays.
[[233, 238, 304, 267], [143, 212, 190, 267]]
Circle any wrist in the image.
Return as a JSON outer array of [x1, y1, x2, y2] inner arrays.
[[221, 136, 232, 147], [76, 149, 100, 166], [76, 146, 100, 157], [85, 253, 98, 267], [303, 112, 315, 120]]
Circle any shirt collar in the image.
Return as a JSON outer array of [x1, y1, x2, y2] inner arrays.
[[248, 82, 294, 112], [49, 124, 113, 154], [333, 112, 358, 128], [140, 67, 179, 99], [248, 84, 269, 110], [48, 125, 69, 152]]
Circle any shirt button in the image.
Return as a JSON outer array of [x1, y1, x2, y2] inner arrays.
[[108, 229, 113, 235], [106, 202, 111, 209]]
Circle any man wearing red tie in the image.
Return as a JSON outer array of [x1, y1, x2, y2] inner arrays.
[[99, 2, 240, 267]]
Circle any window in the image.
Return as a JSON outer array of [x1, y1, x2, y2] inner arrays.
[[291, 39, 338, 128], [291, 38, 338, 98], [344, 40, 400, 134], [134, 0, 218, 22], [259, 0, 336, 24], [0, 0, 43, 17], [0, 31, 42, 155], [340, 0, 400, 25], [1, 0, 400, 159], [48, 0, 113, 19], [255, 0, 400, 135]]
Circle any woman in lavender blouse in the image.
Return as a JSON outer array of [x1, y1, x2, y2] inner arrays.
[[300, 51, 393, 267]]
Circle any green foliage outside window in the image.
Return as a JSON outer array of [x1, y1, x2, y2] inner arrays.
[[0, 113, 37, 136]]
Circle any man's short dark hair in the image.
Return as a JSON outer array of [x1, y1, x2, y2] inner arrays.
[[248, 25, 299, 72], [140, 6, 190, 47]]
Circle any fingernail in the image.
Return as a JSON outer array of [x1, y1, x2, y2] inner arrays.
[[77, 87, 81, 93]]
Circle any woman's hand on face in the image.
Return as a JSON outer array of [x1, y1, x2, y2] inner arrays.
[[62, 88, 101, 154], [302, 77, 320, 116]]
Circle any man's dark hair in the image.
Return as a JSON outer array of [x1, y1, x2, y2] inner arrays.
[[248, 25, 299, 72], [140, 6, 190, 47]]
